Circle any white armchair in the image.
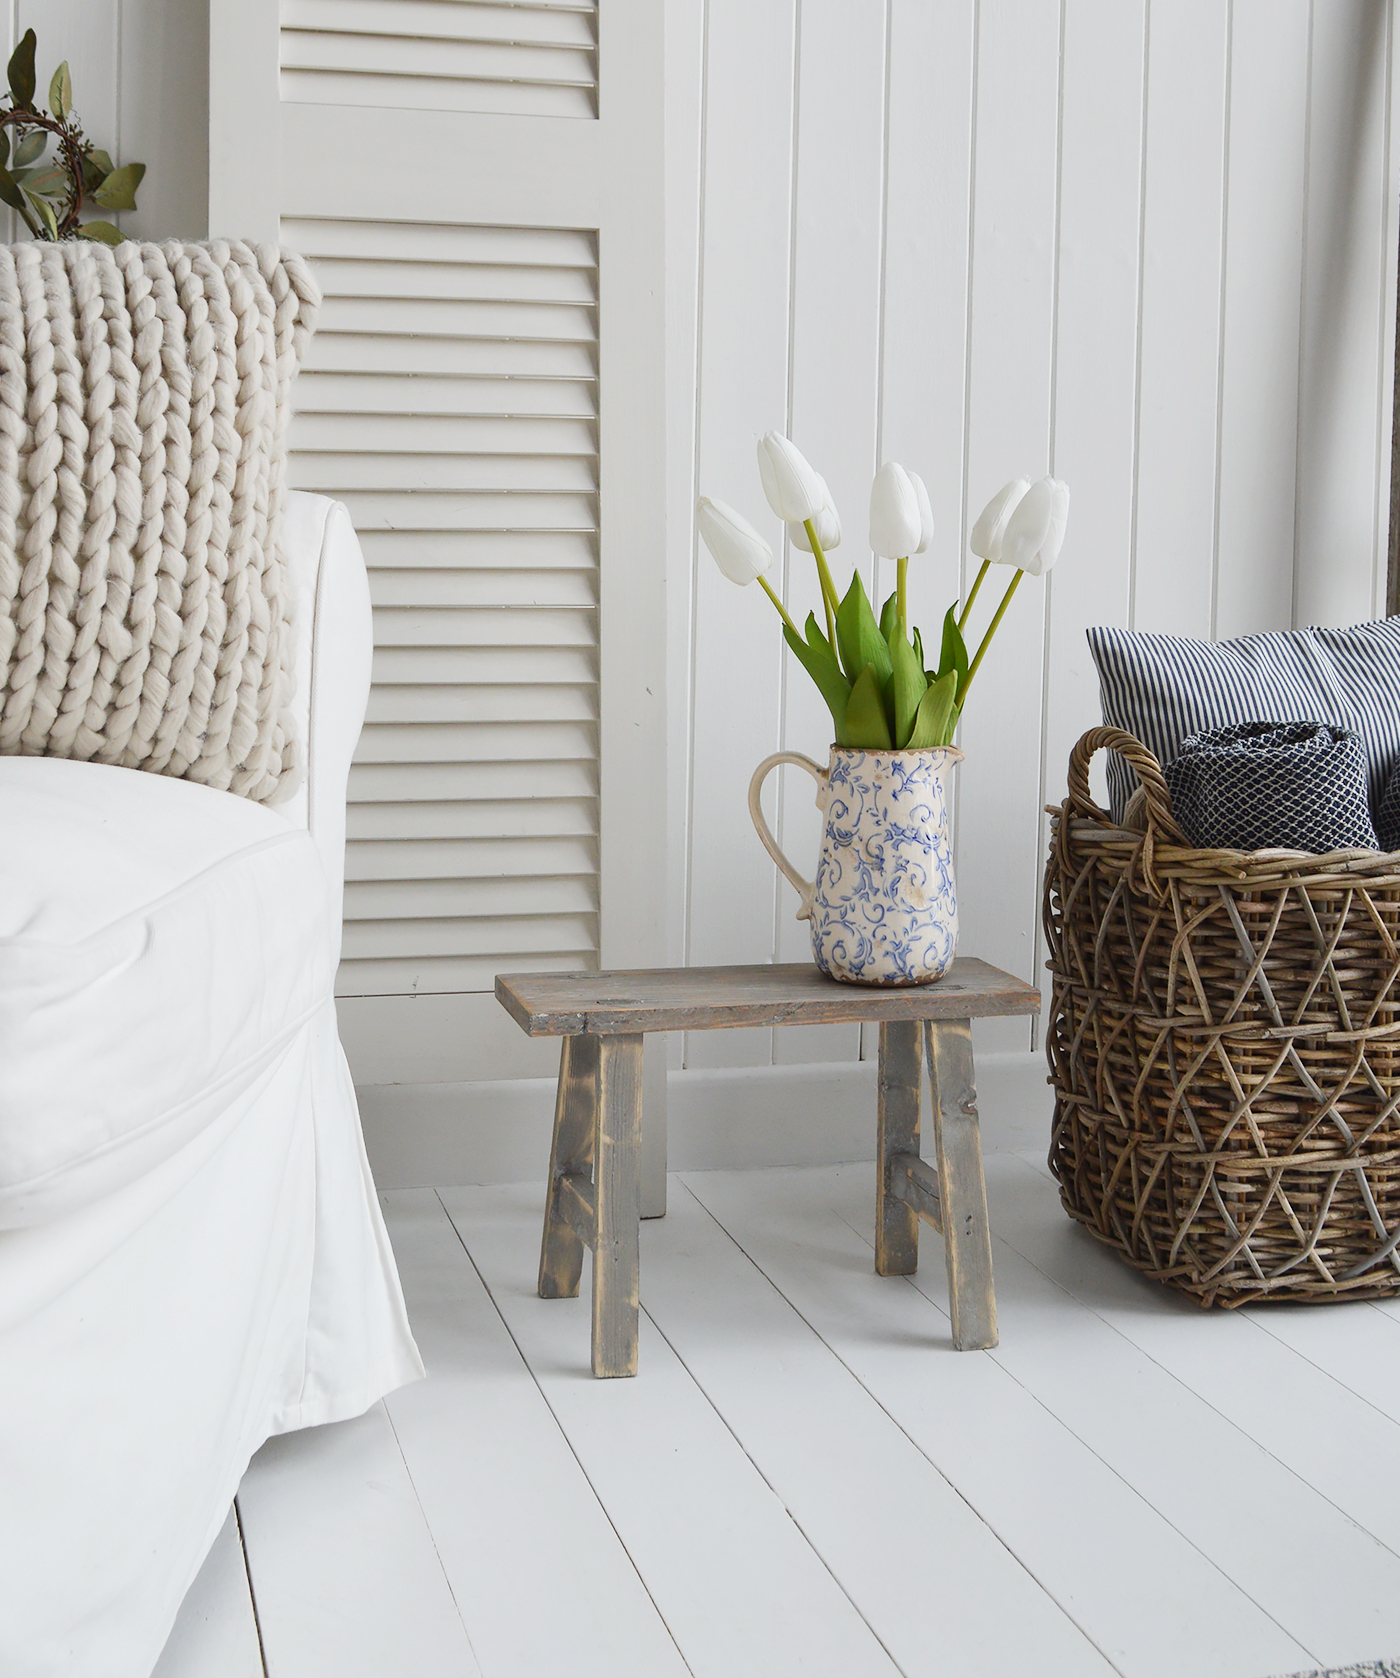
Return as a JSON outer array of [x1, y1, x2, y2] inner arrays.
[[0, 493, 421, 1678]]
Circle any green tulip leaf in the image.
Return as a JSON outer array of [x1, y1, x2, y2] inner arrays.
[[913, 623, 924, 671], [49, 61, 71, 122], [784, 615, 852, 743], [25, 187, 58, 240], [0, 166, 23, 212], [878, 587, 899, 644], [76, 219, 123, 245], [842, 663, 893, 750], [93, 161, 145, 210], [8, 29, 36, 110], [936, 603, 969, 687], [836, 570, 893, 689], [887, 625, 927, 749], [906, 670, 960, 749]]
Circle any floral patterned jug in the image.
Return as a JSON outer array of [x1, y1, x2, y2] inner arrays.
[[748, 745, 963, 986]]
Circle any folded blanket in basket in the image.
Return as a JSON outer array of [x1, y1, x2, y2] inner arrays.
[[1163, 720, 1379, 852]]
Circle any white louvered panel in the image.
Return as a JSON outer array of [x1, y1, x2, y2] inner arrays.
[[280, 0, 598, 120], [285, 216, 599, 999]]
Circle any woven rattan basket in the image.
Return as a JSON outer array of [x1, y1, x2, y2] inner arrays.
[[1044, 726, 1400, 1306]]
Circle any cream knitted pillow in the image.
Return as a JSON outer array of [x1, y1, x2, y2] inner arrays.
[[0, 239, 320, 801]]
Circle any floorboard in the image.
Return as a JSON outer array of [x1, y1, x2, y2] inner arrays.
[[151, 1507, 264, 1678], [683, 1166, 1312, 1678], [843, 1159, 1400, 1670], [642, 1176, 1123, 1678], [237, 1400, 481, 1677], [984, 1159, 1400, 1614], [440, 1180, 899, 1678], [380, 1188, 691, 1678]]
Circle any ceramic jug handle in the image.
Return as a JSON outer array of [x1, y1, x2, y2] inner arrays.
[[747, 752, 827, 921]]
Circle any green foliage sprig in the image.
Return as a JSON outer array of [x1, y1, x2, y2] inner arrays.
[[0, 30, 145, 245]]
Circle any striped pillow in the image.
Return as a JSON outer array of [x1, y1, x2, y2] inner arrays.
[[1086, 620, 1400, 823]]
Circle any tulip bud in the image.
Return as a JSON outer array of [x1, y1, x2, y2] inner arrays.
[[1000, 477, 1070, 577], [869, 462, 934, 559], [757, 431, 827, 523], [970, 478, 1032, 562], [789, 477, 841, 552], [697, 496, 774, 586]]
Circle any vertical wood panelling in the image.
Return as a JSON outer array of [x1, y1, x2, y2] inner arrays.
[[773, 0, 887, 1066], [1214, 0, 1312, 639], [669, 0, 1400, 1087], [1037, 0, 1147, 1005], [1132, 0, 1230, 640], [1294, 1, 1392, 628], [683, 0, 796, 1070], [954, 1, 1062, 1054]]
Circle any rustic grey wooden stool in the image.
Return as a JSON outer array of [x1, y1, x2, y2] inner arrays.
[[495, 959, 1040, 1377]]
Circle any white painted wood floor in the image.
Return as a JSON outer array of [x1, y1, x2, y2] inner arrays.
[[157, 1155, 1400, 1678]]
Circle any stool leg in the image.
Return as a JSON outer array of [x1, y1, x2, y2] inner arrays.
[[592, 1032, 644, 1378], [876, 1019, 922, 1276], [925, 1019, 998, 1350], [539, 1034, 599, 1299]]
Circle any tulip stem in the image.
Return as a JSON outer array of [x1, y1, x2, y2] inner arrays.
[[959, 569, 1023, 707], [957, 560, 991, 633], [758, 574, 800, 638], [897, 556, 908, 639], [804, 519, 840, 645]]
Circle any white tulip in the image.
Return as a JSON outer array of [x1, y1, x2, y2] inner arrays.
[[869, 462, 933, 559], [697, 497, 774, 586], [1000, 477, 1070, 577], [756, 431, 827, 523], [789, 477, 841, 552], [969, 477, 1032, 562]]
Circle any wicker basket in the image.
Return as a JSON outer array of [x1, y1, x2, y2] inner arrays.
[[1044, 726, 1400, 1306]]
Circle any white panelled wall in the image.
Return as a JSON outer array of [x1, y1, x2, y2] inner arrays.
[[9, 1, 1400, 1181], [664, 0, 1400, 1128]]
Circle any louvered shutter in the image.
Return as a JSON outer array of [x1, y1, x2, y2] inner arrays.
[[210, 0, 665, 1086]]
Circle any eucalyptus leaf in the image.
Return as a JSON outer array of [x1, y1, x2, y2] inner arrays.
[[25, 188, 57, 239], [906, 670, 960, 749], [936, 604, 969, 688], [87, 148, 114, 178], [0, 130, 8, 169], [878, 587, 899, 644], [7, 29, 35, 110], [835, 570, 892, 688], [23, 166, 66, 198], [783, 614, 852, 743], [13, 129, 44, 167], [93, 161, 144, 211], [842, 663, 893, 750], [887, 627, 928, 749], [76, 219, 123, 246], [0, 169, 23, 212], [48, 61, 71, 122]]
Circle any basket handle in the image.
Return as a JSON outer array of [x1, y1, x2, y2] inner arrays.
[[1065, 726, 1189, 845]]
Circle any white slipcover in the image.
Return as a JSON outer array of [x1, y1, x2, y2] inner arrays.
[[0, 493, 423, 1676]]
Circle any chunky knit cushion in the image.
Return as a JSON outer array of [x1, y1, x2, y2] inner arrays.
[[0, 240, 319, 801], [1087, 619, 1400, 824], [1163, 720, 1379, 853]]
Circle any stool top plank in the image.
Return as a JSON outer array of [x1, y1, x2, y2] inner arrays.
[[496, 957, 1039, 1038]]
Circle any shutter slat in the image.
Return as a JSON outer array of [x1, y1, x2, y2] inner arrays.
[[282, 1, 596, 49], [291, 219, 601, 995], [335, 950, 591, 999], [345, 835, 596, 881], [368, 570, 596, 611], [347, 798, 596, 840]]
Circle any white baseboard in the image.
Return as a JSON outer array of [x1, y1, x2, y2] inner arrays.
[[358, 1049, 1051, 1191]]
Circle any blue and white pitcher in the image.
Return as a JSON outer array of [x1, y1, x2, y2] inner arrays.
[[748, 746, 962, 986]]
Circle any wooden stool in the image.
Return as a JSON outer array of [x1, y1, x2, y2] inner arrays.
[[495, 959, 1040, 1377]]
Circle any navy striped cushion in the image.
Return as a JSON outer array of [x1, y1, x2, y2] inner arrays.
[[1087, 620, 1400, 824]]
